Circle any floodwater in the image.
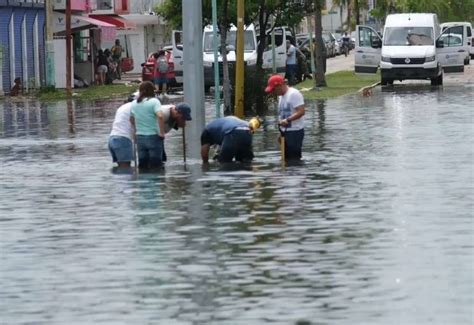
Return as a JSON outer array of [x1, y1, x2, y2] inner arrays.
[[0, 84, 472, 324]]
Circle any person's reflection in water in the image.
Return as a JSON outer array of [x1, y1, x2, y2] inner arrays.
[[110, 166, 134, 175]]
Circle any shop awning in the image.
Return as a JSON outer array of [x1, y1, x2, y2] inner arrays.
[[89, 15, 136, 29], [53, 13, 115, 33]]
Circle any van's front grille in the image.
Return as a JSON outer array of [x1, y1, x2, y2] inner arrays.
[[391, 57, 426, 64]]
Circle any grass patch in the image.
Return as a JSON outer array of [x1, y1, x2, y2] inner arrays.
[[296, 70, 380, 99], [37, 84, 137, 101]]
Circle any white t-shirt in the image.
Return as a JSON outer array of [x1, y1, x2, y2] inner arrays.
[[287, 45, 297, 65], [110, 102, 133, 139], [159, 104, 173, 134], [278, 87, 305, 131]]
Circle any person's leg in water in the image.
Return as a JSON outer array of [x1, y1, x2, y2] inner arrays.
[[147, 135, 164, 169], [137, 135, 150, 169], [284, 129, 304, 160], [108, 136, 133, 168], [234, 130, 254, 163], [218, 133, 237, 163]]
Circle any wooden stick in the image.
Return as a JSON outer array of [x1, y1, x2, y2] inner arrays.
[[182, 126, 187, 163]]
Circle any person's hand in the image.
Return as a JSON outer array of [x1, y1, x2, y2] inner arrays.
[[279, 119, 290, 127], [159, 133, 165, 139]]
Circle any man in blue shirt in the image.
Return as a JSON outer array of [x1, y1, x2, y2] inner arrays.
[[201, 116, 258, 164]]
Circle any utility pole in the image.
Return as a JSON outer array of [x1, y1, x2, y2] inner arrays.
[[183, 0, 205, 159], [211, 0, 221, 118], [234, 0, 244, 118], [45, 0, 55, 87], [66, 0, 72, 96], [271, 15, 276, 74]]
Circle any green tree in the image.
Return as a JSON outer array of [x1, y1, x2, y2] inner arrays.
[[370, 0, 474, 23], [156, 0, 311, 115]]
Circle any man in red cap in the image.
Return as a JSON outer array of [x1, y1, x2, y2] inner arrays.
[[265, 74, 305, 160]]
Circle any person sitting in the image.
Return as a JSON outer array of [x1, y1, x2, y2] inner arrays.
[[10, 77, 21, 96]]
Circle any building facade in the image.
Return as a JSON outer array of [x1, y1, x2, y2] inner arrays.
[[0, 0, 46, 95]]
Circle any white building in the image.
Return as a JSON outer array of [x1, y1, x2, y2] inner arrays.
[[108, 0, 169, 74]]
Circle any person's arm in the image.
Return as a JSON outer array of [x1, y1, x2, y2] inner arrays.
[[279, 105, 305, 126], [201, 144, 210, 164], [156, 111, 166, 138]]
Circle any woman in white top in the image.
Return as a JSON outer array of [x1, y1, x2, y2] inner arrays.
[[108, 101, 134, 168]]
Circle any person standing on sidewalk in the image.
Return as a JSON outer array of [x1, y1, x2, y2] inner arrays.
[[265, 74, 305, 161], [153, 50, 169, 95], [286, 40, 298, 85], [111, 39, 123, 79]]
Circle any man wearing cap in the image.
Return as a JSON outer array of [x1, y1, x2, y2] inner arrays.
[[201, 116, 260, 164], [157, 103, 192, 162], [265, 74, 305, 160]]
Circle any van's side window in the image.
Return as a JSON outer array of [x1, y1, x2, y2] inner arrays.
[[441, 26, 464, 47], [359, 27, 375, 47], [467, 27, 472, 38]]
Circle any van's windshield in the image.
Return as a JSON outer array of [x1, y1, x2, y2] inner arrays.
[[384, 27, 434, 46], [203, 31, 255, 52]]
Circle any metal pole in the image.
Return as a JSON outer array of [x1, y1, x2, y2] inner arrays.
[[0, 46, 3, 95], [307, 15, 316, 82], [45, 0, 55, 87], [182, 0, 205, 159], [211, 0, 221, 118], [66, 0, 72, 96], [271, 15, 276, 74], [234, 0, 244, 118]]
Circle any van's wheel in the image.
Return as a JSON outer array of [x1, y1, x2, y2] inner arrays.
[[388, 79, 394, 85], [431, 74, 443, 86], [465, 58, 470, 65], [381, 78, 388, 86]]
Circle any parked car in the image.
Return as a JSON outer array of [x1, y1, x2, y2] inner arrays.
[[322, 32, 336, 57], [140, 48, 177, 86]]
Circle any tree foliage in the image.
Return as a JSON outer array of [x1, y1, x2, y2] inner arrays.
[[370, 0, 474, 22]]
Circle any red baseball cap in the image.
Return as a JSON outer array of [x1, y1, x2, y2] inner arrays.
[[265, 74, 285, 93]]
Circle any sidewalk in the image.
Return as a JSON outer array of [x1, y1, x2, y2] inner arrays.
[[325, 52, 355, 74]]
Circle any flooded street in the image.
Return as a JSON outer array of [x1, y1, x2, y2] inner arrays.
[[0, 84, 472, 324]]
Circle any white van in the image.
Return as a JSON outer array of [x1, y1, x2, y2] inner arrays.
[[440, 22, 472, 64], [172, 24, 287, 89], [355, 13, 465, 86]]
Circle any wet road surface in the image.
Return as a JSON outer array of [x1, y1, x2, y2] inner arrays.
[[0, 83, 472, 324]]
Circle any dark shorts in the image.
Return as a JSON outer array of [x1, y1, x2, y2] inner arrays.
[[136, 134, 164, 169], [219, 128, 254, 163], [108, 136, 133, 163], [283, 128, 304, 160], [154, 76, 168, 85]]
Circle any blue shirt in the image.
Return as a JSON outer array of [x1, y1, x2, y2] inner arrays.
[[203, 116, 249, 145]]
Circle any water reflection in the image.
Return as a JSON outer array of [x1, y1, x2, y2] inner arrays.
[[0, 87, 472, 324]]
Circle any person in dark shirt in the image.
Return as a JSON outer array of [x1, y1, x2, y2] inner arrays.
[[201, 116, 260, 164], [96, 49, 109, 85]]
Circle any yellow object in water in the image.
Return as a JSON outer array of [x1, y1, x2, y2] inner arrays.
[[249, 117, 262, 133]]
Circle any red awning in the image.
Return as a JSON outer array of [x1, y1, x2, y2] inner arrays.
[[89, 15, 136, 29], [53, 13, 116, 34]]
